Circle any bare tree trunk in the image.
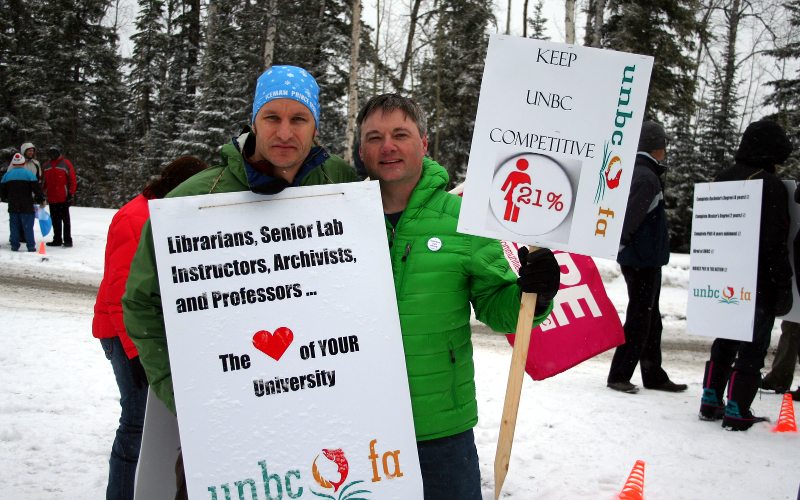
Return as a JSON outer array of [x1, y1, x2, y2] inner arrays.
[[433, 15, 443, 161], [262, 0, 278, 70], [565, 0, 575, 43], [373, 0, 380, 94], [399, 0, 423, 90], [506, 0, 512, 34], [344, 0, 362, 164], [720, 0, 742, 127], [523, 0, 529, 37], [592, 0, 605, 46]]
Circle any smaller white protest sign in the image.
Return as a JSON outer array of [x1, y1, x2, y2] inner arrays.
[[687, 181, 762, 341], [778, 180, 800, 321], [148, 182, 422, 499], [458, 34, 653, 259]]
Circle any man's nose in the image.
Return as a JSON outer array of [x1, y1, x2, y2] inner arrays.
[[276, 120, 292, 140]]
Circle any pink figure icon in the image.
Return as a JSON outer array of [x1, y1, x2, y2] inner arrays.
[[501, 158, 531, 222]]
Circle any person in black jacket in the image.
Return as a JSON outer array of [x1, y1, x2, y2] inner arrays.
[[699, 120, 794, 430], [607, 121, 687, 394], [0, 153, 45, 251], [761, 184, 800, 401]]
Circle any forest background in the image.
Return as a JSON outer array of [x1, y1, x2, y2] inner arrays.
[[2, 0, 800, 252]]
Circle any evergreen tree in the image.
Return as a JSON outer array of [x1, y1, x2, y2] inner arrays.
[[764, 0, 800, 177], [0, 0, 51, 155], [414, 0, 493, 185], [25, 0, 130, 206], [527, 0, 549, 40], [602, 0, 699, 122], [171, 0, 248, 163]]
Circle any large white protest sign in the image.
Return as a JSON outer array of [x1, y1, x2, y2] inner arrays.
[[687, 181, 762, 341], [458, 34, 653, 258], [147, 182, 422, 499]]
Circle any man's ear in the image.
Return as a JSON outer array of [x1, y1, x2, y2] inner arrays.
[[421, 134, 429, 155]]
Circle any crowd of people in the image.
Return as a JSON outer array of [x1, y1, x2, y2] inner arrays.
[[1, 144, 76, 249], [3, 64, 797, 500]]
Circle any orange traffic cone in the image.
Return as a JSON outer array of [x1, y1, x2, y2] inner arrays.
[[772, 393, 797, 433], [38, 241, 48, 261], [618, 460, 645, 500]]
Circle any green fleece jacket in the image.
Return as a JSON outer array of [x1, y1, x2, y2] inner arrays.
[[393, 158, 551, 441], [122, 134, 357, 413]]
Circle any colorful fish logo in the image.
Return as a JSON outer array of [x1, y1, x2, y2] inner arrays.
[[312, 448, 349, 492], [718, 286, 740, 305], [595, 142, 623, 203], [311, 449, 371, 500]]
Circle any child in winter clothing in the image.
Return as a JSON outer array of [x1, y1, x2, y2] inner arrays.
[[0, 153, 45, 251]]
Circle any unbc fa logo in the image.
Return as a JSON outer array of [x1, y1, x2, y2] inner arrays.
[[206, 439, 403, 499], [593, 64, 638, 238], [692, 285, 752, 305]]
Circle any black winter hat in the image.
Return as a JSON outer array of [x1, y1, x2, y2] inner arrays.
[[637, 121, 667, 152], [48, 145, 61, 156], [735, 120, 792, 168]]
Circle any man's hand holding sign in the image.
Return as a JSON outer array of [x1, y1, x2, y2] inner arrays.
[[458, 34, 653, 497]]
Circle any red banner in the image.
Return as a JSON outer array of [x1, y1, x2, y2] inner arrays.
[[502, 242, 624, 380]]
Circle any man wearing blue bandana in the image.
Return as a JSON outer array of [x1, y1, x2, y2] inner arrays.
[[122, 65, 356, 500]]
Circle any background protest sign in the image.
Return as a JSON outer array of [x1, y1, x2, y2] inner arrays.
[[778, 180, 800, 322], [687, 181, 762, 341], [501, 242, 624, 380], [147, 182, 422, 499], [458, 34, 653, 259]]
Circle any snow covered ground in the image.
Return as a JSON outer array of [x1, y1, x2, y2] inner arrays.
[[0, 204, 797, 499]]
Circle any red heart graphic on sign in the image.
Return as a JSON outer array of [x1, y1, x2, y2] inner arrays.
[[252, 327, 294, 361]]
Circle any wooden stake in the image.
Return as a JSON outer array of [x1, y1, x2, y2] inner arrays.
[[494, 246, 539, 499]]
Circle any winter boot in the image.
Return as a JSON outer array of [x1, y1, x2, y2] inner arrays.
[[721, 370, 769, 431], [699, 361, 728, 421]]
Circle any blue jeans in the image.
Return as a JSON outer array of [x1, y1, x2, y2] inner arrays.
[[101, 337, 148, 500], [417, 429, 482, 500], [9, 212, 35, 251]]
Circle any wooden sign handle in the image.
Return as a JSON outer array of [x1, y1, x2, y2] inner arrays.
[[494, 245, 539, 499]]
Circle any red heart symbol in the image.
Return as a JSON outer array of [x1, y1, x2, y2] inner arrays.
[[252, 327, 294, 361]]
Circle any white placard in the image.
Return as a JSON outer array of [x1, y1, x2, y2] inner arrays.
[[458, 34, 653, 259], [778, 180, 800, 321], [148, 182, 422, 499], [687, 181, 762, 341], [134, 390, 180, 500]]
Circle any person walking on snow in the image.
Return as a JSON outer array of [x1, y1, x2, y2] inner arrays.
[[42, 145, 77, 247], [606, 120, 687, 394], [699, 120, 794, 431], [0, 153, 45, 252]]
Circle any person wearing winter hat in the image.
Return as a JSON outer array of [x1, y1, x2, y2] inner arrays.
[[42, 145, 77, 247], [121, 65, 357, 499], [608, 120, 687, 395], [20, 142, 42, 184], [699, 119, 794, 431], [0, 153, 45, 251]]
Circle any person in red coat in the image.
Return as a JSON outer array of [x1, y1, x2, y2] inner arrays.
[[93, 156, 207, 500], [42, 146, 77, 247]]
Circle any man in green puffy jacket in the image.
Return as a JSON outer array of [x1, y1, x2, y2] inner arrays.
[[122, 65, 357, 416], [357, 93, 561, 499]]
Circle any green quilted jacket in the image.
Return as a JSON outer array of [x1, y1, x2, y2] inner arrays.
[[393, 158, 551, 441], [122, 133, 358, 413]]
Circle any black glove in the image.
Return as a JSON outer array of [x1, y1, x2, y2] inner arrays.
[[66, 194, 73, 204], [128, 356, 149, 389], [517, 246, 560, 314], [774, 286, 793, 317]]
